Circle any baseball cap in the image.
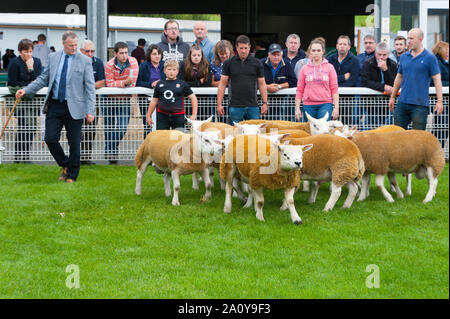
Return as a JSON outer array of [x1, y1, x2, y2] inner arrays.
[[268, 43, 282, 53]]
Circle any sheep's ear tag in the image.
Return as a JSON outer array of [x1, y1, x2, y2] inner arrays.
[[214, 140, 223, 145]]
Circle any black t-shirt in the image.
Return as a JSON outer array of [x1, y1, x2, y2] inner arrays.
[[153, 79, 193, 114], [222, 55, 264, 107]]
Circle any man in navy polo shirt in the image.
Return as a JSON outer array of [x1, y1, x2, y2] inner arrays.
[[389, 28, 444, 130], [80, 40, 106, 165]]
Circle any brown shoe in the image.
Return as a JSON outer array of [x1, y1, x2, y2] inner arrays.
[[65, 178, 75, 183], [59, 167, 68, 181]]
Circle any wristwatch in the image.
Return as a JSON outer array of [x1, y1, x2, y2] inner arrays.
[[278, 84, 282, 90]]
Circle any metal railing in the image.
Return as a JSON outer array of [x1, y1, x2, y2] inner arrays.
[[0, 87, 448, 163]]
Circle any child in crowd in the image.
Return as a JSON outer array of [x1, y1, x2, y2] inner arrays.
[[146, 59, 198, 131], [179, 45, 213, 87]]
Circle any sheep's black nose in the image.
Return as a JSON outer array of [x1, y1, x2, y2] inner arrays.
[[295, 161, 302, 167]]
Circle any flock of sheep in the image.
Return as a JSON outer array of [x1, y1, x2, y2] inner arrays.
[[134, 114, 445, 225]]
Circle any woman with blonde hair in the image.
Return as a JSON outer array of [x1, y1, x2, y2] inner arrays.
[[431, 41, 449, 86], [210, 40, 234, 86]]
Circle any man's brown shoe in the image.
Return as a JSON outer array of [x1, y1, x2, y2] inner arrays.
[[59, 167, 68, 181], [65, 178, 75, 183]]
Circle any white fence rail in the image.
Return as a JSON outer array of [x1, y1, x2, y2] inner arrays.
[[0, 87, 448, 163]]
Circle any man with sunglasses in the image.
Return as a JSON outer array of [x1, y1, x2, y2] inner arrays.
[[79, 40, 105, 165]]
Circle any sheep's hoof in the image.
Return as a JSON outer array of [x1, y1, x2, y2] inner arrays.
[[256, 214, 265, 222], [323, 207, 332, 212], [397, 193, 404, 199], [135, 189, 141, 196], [406, 191, 412, 196], [192, 185, 199, 190], [165, 191, 171, 197], [224, 206, 231, 213], [243, 203, 252, 209], [172, 199, 180, 206], [293, 219, 303, 225], [280, 204, 288, 211], [200, 195, 211, 203]]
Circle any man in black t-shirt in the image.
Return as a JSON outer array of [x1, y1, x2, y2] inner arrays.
[[146, 59, 198, 131], [216, 35, 268, 124]]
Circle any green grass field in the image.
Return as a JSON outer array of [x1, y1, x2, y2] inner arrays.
[[0, 163, 448, 299]]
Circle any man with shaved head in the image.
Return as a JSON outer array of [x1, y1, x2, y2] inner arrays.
[[193, 21, 215, 63], [389, 28, 444, 130]]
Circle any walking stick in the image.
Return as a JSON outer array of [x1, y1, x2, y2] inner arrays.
[[0, 98, 21, 140]]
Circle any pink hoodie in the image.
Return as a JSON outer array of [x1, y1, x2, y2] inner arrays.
[[296, 58, 338, 105]]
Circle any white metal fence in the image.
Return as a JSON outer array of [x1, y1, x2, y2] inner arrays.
[[0, 87, 448, 163]]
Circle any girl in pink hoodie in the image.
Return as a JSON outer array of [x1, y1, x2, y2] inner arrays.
[[295, 39, 339, 122]]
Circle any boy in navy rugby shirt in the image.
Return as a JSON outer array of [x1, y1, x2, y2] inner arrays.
[[146, 59, 198, 131]]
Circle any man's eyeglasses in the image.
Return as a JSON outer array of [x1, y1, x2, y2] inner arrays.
[[166, 27, 178, 31], [84, 50, 95, 53]]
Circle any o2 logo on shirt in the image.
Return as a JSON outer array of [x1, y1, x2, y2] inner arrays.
[[163, 90, 176, 102]]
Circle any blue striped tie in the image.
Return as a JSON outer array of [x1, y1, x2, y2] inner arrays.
[[58, 55, 69, 102]]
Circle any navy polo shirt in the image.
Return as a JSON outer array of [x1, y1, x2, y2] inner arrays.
[[398, 49, 440, 107], [92, 57, 105, 82]]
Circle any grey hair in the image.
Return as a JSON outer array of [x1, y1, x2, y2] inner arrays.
[[286, 33, 301, 43], [375, 42, 389, 53], [82, 39, 94, 48], [62, 31, 78, 42], [364, 34, 376, 41]]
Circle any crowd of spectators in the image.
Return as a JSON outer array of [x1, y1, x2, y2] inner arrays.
[[4, 20, 449, 164]]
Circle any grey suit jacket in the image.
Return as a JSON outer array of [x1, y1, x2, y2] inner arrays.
[[24, 50, 96, 120]]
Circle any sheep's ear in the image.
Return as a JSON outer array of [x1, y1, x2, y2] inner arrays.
[[305, 112, 313, 122], [185, 116, 193, 124], [234, 121, 241, 128], [301, 143, 313, 152], [214, 139, 224, 145], [259, 123, 268, 129], [322, 112, 329, 121], [206, 115, 213, 123], [281, 133, 291, 140], [283, 140, 290, 145], [352, 124, 358, 132]]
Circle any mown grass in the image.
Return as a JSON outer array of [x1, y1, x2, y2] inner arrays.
[[0, 163, 448, 299]]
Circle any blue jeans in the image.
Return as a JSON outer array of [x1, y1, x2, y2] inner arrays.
[[353, 95, 368, 130], [394, 102, 428, 130], [103, 100, 131, 155], [301, 103, 333, 122], [229, 106, 260, 125]]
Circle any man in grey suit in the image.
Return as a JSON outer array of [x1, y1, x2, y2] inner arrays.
[[16, 31, 96, 183]]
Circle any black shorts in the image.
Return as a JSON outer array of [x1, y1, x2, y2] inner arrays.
[[156, 112, 185, 131]]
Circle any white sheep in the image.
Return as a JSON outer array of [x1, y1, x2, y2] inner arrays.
[[219, 134, 313, 224], [134, 129, 223, 206]]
